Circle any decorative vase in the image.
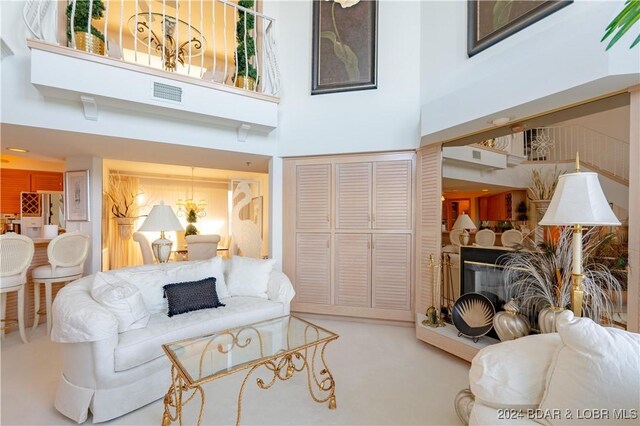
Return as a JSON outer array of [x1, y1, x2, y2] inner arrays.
[[114, 217, 137, 240], [74, 32, 105, 55], [234, 75, 256, 91], [538, 306, 566, 333], [493, 299, 530, 341], [530, 199, 551, 243]]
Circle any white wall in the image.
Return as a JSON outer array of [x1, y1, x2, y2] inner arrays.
[[65, 156, 103, 275], [420, 0, 640, 143], [266, 0, 423, 156]]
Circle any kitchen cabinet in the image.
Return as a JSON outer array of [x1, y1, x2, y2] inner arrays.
[[479, 190, 525, 221], [0, 169, 63, 214]]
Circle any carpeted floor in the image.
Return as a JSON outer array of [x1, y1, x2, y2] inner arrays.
[[1, 316, 469, 425]]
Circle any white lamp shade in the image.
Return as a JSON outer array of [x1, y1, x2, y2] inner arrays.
[[138, 203, 184, 232], [452, 213, 477, 230], [539, 172, 620, 226]]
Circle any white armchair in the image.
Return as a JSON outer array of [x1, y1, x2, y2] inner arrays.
[[186, 234, 221, 260]]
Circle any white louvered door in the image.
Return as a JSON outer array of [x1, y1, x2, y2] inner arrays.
[[373, 160, 412, 230], [335, 163, 372, 229], [372, 234, 411, 310], [334, 233, 371, 307], [295, 233, 331, 304], [296, 164, 331, 230], [415, 144, 443, 315]]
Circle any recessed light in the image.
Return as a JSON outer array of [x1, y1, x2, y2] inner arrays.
[[481, 189, 489, 192], [6, 147, 28, 153]]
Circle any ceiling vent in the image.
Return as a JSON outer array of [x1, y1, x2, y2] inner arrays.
[[152, 82, 182, 103], [472, 150, 481, 160]]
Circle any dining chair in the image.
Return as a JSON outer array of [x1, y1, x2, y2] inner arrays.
[[0, 233, 34, 344], [32, 231, 90, 335], [475, 229, 496, 247], [186, 234, 221, 261], [501, 229, 524, 248], [133, 232, 154, 265]]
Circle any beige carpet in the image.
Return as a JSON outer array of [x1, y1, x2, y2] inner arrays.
[[1, 316, 469, 425]]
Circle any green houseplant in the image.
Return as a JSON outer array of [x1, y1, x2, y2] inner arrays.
[[602, 0, 640, 50], [185, 209, 199, 237], [66, 0, 106, 54], [235, 0, 258, 90]]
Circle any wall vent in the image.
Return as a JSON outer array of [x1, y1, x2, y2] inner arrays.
[[152, 82, 182, 102], [472, 150, 481, 160]]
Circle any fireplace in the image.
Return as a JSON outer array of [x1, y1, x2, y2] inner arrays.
[[459, 247, 512, 309]]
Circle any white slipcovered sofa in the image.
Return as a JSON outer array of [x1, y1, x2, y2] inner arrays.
[[458, 310, 640, 426], [51, 256, 295, 423]]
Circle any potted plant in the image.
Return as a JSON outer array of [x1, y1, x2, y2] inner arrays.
[[66, 0, 106, 55], [501, 226, 623, 333], [105, 174, 144, 240], [185, 208, 199, 237], [234, 0, 258, 90]]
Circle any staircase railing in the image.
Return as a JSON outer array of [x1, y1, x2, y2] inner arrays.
[[524, 125, 629, 184], [32, 0, 281, 96]]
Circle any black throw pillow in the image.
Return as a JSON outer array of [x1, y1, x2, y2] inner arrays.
[[163, 277, 225, 317]]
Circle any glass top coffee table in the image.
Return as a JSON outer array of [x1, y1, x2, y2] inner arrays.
[[161, 315, 339, 426]]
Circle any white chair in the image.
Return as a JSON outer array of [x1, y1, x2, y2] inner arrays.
[[32, 231, 90, 335], [186, 234, 221, 261], [132, 232, 154, 265], [501, 229, 523, 248], [449, 229, 463, 247], [475, 229, 496, 247], [0, 233, 34, 344]]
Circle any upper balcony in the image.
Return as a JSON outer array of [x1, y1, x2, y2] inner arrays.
[[23, 0, 280, 136]]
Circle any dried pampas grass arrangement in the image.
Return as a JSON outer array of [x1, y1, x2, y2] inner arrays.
[[501, 226, 622, 324], [527, 166, 564, 201]]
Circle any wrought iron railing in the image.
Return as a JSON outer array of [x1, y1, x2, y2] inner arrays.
[[30, 0, 280, 96]]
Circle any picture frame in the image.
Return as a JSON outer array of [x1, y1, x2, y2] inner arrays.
[[65, 170, 90, 222], [311, 0, 378, 95], [467, 0, 572, 57]]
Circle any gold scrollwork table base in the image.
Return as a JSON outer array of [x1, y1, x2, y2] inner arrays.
[[162, 339, 337, 426]]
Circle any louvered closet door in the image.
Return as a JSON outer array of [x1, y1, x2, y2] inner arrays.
[[335, 163, 372, 229], [373, 160, 412, 230], [296, 164, 331, 230], [295, 233, 331, 304], [416, 144, 443, 314], [372, 234, 411, 310], [334, 234, 371, 307]]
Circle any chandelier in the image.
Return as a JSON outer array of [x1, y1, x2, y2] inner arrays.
[[128, 13, 206, 72], [176, 168, 206, 218]]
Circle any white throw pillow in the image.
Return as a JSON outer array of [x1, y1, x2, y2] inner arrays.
[[537, 311, 640, 425], [226, 256, 275, 298], [470, 333, 562, 410], [91, 272, 149, 332], [166, 257, 229, 299], [113, 269, 169, 314]]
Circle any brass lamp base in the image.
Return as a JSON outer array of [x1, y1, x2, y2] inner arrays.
[[571, 273, 584, 316]]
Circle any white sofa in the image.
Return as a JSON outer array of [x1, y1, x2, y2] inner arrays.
[[51, 257, 295, 423], [458, 311, 640, 426]]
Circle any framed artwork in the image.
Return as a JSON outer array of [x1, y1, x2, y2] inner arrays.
[[65, 170, 90, 221], [468, 0, 572, 57], [312, 0, 378, 95]]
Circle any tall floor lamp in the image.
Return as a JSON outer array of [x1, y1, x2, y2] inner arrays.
[[138, 202, 184, 263], [539, 157, 620, 316]]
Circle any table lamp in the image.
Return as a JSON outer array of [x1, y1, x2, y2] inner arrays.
[[539, 156, 620, 316], [453, 213, 477, 245], [138, 202, 184, 263]]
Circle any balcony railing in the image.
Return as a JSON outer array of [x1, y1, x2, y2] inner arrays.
[[28, 0, 280, 97]]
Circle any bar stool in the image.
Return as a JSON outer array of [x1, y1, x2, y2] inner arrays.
[[0, 233, 35, 344], [32, 231, 90, 335]]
